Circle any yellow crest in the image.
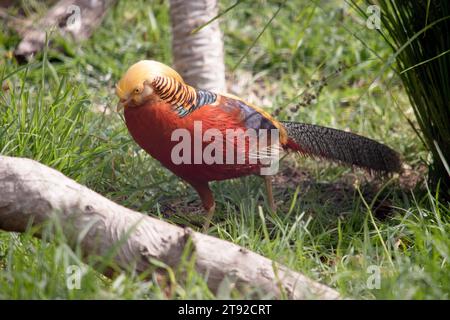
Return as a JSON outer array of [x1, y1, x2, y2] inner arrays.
[[116, 60, 184, 99]]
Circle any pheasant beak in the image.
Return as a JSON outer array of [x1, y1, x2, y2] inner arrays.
[[116, 99, 125, 112], [116, 97, 132, 112]]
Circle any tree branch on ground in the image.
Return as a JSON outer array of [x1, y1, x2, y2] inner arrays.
[[0, 156, 340, 299], [14, 0, 115, 59]]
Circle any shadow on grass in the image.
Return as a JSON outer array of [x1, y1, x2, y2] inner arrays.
[[147, 161, 428, 232]]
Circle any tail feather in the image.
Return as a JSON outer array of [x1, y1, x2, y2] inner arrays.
[[281, 121, 401, 173]]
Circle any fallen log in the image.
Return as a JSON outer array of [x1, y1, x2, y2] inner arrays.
[[14, 0, 115, 59], [0, 156, 340, 299]]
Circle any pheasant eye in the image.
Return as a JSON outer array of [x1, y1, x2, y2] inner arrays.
[[134, 88, 141, 94]]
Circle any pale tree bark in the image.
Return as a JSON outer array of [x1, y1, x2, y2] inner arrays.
[[0, 156, 340, 300], [14, 0, 115, 59], [169, 0, 226, 92]]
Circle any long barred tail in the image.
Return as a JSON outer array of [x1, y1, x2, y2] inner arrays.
[[281, 121, 402, 173]]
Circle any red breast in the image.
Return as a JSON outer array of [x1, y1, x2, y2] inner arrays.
[[124, 100, 263, 184]]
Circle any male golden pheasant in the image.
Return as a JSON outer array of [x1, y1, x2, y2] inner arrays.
[[116, 60, 401, 229]]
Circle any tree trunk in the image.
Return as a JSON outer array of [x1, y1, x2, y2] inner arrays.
[[0, 156, 340, 300], [169, 0, 226, 92]]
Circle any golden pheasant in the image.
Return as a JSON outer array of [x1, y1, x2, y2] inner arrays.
[[116, 60, 401, 230]]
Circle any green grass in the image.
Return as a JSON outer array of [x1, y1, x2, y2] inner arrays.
[[357, 0, 450, 200], [0, 0, 448, 299]]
